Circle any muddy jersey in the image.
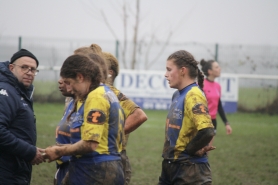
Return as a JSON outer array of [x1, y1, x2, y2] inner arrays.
[[162, 83, 214, 163], [203, 79, 221, 119], [55, 99, 74, 165], [108, 84, 139, 150], [70, 84, 125, 163]]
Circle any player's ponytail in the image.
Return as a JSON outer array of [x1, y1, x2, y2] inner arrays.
[[200, 59, 215, 77], [197, 68, 204, 90]]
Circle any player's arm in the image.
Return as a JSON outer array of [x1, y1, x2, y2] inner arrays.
[[218, 99, 232, 135], [44, 140, 98, 162], [184, 90, 215, 156], [115, 88, 148, 134], [125, 108, 147, 134], [185, 128, 214, 156], [218, 99, 228, 125]]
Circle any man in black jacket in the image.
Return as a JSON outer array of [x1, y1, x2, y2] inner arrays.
[[0, 49, 45, 185]]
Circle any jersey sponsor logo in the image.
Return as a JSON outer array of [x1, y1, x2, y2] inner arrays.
[[87, 110, 106, 124], [58, 130, 71, 137], [192, 103, 209, 114], [168, 123, 181, 130], [70, 128, 80, 133], [0, 89, 8, 96], [173, 108, 182, 119]]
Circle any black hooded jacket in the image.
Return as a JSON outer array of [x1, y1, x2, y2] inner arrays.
[[0, 61, 37, 184]]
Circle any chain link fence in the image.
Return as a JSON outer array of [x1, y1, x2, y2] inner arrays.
[[1, 36, 277, 113]]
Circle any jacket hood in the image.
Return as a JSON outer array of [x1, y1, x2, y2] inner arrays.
[[0, 61, 17, 85], [0, 61, 34, 99]]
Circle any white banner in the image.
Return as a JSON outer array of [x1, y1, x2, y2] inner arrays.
[[115, 69, 238, 112]]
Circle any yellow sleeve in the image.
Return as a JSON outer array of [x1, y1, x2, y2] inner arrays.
[[81, 87, 110, 143], [185, 87, 214, 131], [120, 99, 139, 118], [107, 84, 139, 117]]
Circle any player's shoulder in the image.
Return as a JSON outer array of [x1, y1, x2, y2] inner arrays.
[[105, 84, 120, 95], [105, 84, 129, 102], [186, 86, 206, 100], [87, 85, 105, 99], [189, 86, 204, 94]]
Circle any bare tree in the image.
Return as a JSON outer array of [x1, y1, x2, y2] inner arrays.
[[131, 0, 139, 69], [79, 0, 199, 70], [144, 31, 173, 70], [122, 1, 128, 69]]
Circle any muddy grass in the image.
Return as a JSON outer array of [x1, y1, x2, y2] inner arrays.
[[238, 97, 278, 115]]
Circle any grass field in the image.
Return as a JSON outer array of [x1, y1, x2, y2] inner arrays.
[[238, 87, 278, 110], [31, 103, 278, 185]]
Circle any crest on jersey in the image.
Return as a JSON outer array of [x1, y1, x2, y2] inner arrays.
[[87, 110, 106, 124], [192, 103, 209, 115]]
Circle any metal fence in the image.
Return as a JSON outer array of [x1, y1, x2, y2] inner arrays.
[[1, 36, 277, 113], [1, 36, 278, 77]]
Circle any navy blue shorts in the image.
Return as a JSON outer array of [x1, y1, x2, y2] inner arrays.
[[55, 162, 69, 185], [68, 160, 124, 185]]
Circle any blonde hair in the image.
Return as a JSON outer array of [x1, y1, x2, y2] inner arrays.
[[74, 45, 109, 83], [102, 52, 119, 77]]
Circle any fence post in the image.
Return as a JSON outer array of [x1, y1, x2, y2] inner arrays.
[[115, 40, 119, 59], [215, 43, 218, 62], [18, 36, 22, 50]]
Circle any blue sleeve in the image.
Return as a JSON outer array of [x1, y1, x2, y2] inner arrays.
[[0, 88, 36, 161]]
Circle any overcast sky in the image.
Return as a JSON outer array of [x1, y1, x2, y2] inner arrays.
[[0, 0, 278, 45]]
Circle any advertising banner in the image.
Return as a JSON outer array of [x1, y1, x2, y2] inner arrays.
[[115, 70, 238, 113], [215, 73, 238, 113]]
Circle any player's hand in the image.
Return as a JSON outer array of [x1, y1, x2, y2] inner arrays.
[[195, 145, 216, 157], [43, 145, 61, 163], [226, 124, 232, 135], [31, 147, 46, 165]]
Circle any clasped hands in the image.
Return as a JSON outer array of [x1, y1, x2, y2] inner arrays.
[[31, 145, 61, 165]]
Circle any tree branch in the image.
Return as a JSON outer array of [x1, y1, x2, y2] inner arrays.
[[131, 0, 140, 69], [100, 10, 119, 40]]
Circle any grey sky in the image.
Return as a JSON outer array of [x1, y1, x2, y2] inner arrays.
[[0, 0, 277, 45]]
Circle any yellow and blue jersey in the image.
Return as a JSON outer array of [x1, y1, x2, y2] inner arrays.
[[107, 84, 139, 149], [107, 85, 139, 118], [162, 83, 214, 163], [55, 99, 74, 165], [70, 84, 125, 163]]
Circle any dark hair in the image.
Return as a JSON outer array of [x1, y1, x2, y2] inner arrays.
[[200, 59, 216, 77], [60, 54, 101, 98], [167, 50, 204, 89], [74, 46, 108, 83]]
